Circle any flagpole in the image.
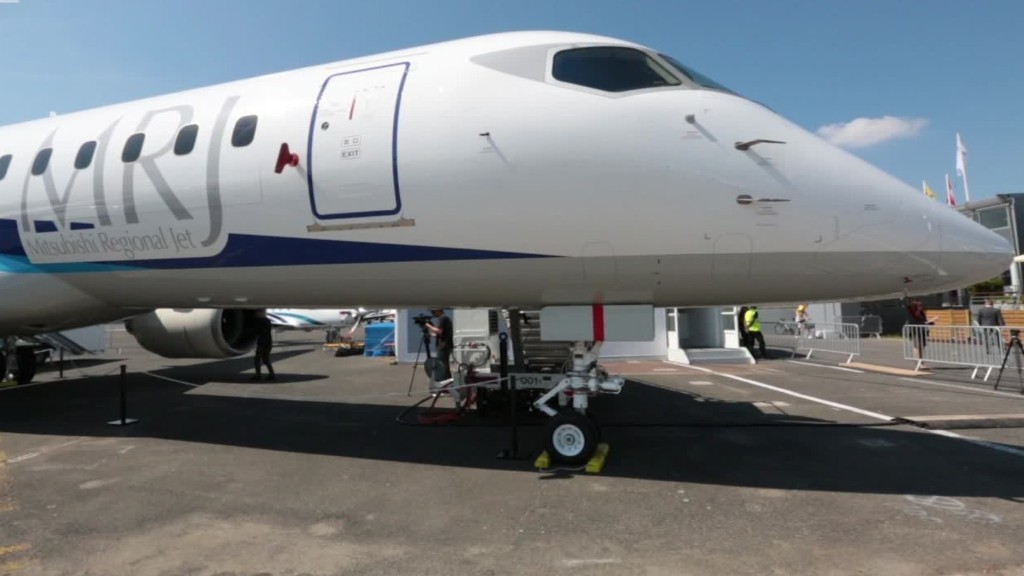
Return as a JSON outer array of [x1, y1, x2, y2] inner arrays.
[[956, 133, 971, 202]]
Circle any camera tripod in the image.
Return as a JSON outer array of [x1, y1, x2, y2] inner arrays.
[[993, 331, 1024, 394], [406, 325, 437, 396]]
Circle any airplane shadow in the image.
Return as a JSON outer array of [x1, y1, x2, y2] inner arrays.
[[1, 355, 1023, 499]]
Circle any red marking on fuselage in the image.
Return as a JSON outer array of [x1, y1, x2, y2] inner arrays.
[[592, 304, 605, 341]]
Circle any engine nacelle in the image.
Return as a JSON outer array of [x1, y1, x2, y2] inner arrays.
[[126, 309, 260, 359]]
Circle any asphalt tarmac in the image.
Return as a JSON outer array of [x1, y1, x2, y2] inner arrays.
[[1, 331, 1023, 576]]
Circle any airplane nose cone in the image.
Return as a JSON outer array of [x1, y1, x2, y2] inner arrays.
[[936, 209, 1014, 290]]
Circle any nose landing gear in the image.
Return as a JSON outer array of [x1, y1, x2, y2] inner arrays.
[[535, 341, 622, 466], [545, 409, 599, 465], [2, 338, 43, 385]]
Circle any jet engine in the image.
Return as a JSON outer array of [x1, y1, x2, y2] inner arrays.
[[125, 309, 260, 358]]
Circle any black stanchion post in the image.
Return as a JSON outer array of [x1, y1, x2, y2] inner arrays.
[[59, 347, 64, 379], [496, 333, 524, 460], [108, 363, 138, 426], [509, 374, 519, 458], [119, 364, 127, 424], [498, 332, 509, 392]]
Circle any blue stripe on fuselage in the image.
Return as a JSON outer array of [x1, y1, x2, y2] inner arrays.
[[0, 218, 553, 273]]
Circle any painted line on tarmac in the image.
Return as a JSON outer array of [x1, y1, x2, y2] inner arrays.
[[786, 360, 864, 373], [686, 364, 1024, 461], [561, 558, 622, 568], [929, 429, 1024, 459], [899, 377, 1024, 400], [5, 438, 86, 465], [684, 364, 893, 421], [142, 372, 200, 388]]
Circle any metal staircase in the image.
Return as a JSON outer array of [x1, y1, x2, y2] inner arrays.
[[510, 310, 573, 373]]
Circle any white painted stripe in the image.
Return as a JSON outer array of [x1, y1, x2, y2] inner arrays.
[[929, 429, 1024, 458], [786, 360, 864, 373], [6, 452, 39, 464], [143, 372, 200, 388], [681, 363, 1024, 461], [682, 364, 894, 421], [689, 380, 714, 386], [660, 361, 701, 371], [624, 372, 707, 376], [6, 438, 86, 465], [561, 559, 621, 567], [899, 377, 1024, 400], [754, 400, 791, 408], [652, 368, 678, 372]]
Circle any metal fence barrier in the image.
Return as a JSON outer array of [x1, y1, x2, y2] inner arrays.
[[761, 321, 861, 363], [902, 324, 1021, 380], [839, 315, 883, 338]]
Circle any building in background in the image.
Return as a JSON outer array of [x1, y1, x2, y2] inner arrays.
[[957, 194, 1021, 299]]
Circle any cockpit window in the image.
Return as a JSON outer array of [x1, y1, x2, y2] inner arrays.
[[552, 47, 681, 93], [657, 53, 735, 95]]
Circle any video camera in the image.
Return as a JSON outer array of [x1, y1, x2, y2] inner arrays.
[[413, 314, 433, 327]]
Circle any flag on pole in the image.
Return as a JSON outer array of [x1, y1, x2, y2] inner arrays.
[[956, 133, 967, 177], [945, 173, 956, 206], [922, 180, 936, 200], [956, 132, 971, 201]]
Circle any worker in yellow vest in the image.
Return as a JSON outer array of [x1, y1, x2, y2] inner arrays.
[[744, 306, 767, 360]]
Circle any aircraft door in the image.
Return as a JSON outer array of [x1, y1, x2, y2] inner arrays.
[[308, 62, 409, 220]]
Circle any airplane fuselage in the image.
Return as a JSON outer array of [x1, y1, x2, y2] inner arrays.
[[0, 32, 1011, 334]]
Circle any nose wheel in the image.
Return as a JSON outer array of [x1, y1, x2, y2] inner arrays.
[[545, 410, 598, 465], [0, 346, 40, 385]]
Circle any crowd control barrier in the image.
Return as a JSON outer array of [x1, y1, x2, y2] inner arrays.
[[839, 315, 883, 338], [902, 324, 1018, 380], [761, 321, 861, 363]]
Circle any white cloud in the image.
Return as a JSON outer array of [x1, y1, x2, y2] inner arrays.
[[816, 116, 928, 149]]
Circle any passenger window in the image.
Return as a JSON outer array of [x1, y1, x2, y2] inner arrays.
[[32, 148, 53, 176], [122, 133, 145, 163], [174, 124, 199, 155], [0, 154, 11, 181], [75, 141, 97, 169], [552, 47, 681, 93], [231, 115, 258, 147]]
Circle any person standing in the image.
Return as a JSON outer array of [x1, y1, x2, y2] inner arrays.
[[906, 300, 932, 367], [976, 298, 1005, 353], [423, 307, 453, 383], [795, 304, 811, 336], [252, 310, 275, 381], [737, 306, 750, 350], [744, 305, 766, 360]]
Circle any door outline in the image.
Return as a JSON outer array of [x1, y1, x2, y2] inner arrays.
[[306, 62, 410, 220]]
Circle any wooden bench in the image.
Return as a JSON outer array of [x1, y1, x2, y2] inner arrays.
[[927, 309, 971, 342]]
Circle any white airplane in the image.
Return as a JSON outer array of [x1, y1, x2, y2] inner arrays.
[[266, 308, 362, 330], [266, 308, 395, 343], [0, 31, 1011, 460]]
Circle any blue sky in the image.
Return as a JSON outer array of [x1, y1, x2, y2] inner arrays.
[[1, 0, 1021, 200]]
